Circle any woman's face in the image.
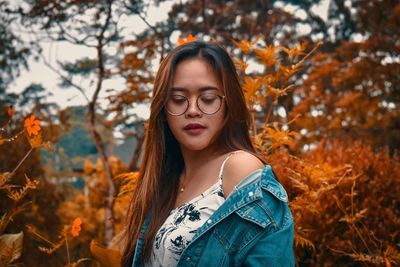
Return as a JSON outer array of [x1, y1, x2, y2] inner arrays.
[[166, 57, 225, 153]]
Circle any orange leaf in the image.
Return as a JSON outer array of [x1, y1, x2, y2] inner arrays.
[[27, 132, 42, 148], [186, 34, 196, 43], [177, 34, 197, 46], [232, 35, 262, 54], [177, 37, 185, 46], [242, 77, 262, 103], [235, 58, 248, 72], [281, 42, 307, 58], [254, 45, 277, 66]]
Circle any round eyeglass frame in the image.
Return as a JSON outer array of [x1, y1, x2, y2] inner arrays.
[[165, 94, 226, 116]]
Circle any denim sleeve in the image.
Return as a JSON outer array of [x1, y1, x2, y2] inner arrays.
[[242, 220, 295, 267]]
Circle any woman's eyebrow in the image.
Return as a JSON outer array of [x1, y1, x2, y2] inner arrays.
[[171, 86, 219, 92]]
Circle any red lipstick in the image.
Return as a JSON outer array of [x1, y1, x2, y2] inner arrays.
[[183, 123, 206, 135]]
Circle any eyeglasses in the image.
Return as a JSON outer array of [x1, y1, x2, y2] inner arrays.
[[165, 93, 225, 116]]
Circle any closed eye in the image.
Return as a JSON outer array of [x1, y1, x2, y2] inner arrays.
[[170, 95, 187, 105], [199, 95, 218, 104]]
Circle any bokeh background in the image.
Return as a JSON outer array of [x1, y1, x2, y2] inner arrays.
[[1, 0, 399, 266]]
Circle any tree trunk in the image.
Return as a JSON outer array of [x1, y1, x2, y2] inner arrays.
[[128, 132, 145, 171], [86, 0, 115, 246]]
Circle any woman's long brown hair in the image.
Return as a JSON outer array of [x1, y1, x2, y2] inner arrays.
[[121, 41, 258, 266]]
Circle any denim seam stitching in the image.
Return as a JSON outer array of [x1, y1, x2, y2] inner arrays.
[[256, 200, 277, 228]]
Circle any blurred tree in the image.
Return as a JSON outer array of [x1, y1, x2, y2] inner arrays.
[[290, 0, 400, 153], [15, 0, 158, 244], [17, 0, 124, 244], [0, 1, 39, 105], [149, 0, 399, 153]]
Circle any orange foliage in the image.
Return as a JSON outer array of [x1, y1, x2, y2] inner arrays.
[[254, 45, 278, 66], [231, 35, 262, 54], [177, 34, 197, 46], [242, 76, 262, 103], [266, 140, 400, 266], [231, 35, 400, 266]]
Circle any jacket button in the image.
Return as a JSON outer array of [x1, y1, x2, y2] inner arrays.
[[186, 256, 191, 261], [207, 219, 212, 224], [248, 191, 254, 197]]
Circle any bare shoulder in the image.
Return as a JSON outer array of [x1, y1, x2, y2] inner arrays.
[[221, 151, 265, 198]]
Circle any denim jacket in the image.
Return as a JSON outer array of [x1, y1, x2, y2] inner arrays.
[[132, 165, 295, 267]]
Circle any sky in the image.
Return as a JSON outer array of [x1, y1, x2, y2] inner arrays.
[[8, 0, 330, 122]]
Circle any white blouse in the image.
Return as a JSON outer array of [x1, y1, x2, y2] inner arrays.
[[144, 151, 241, 267]]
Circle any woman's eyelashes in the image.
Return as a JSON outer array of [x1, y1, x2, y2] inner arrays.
[[199, 94, 218, 105], [170, 95, 187, 105]]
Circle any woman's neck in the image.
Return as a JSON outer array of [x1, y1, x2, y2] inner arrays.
[[179, 145, 225, 182]]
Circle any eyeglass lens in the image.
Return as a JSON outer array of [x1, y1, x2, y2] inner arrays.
[[166, 93, 223, 115]]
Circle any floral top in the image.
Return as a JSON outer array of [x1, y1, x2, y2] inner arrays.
[[144, 152, 241, 267]]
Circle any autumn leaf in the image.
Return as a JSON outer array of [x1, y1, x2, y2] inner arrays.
[[7, 175, 39, 202], [83, 159, 96, 175], [254, 45, 277, 66], [261, 124, 298, 152], [186, 34, 196, 43], [70, 217, 82, 237], [232, 35, 262, 54], [281, 42, 307, 58], [0, 172, 12, 189], [177, 34, 197, 46], [0, 232, 23, 265], [27, 132, 42, 148], [266, 85, 292, 100], [234, 58, 248, 72], [24, 115, 41, 136], [294, 231, 315, 251], [242, 77, 262, 103]]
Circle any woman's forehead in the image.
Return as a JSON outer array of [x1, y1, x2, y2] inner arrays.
[[171, 58, 223, 94]]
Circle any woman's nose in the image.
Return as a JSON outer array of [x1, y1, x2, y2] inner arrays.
[[185, 97, 201, 117]]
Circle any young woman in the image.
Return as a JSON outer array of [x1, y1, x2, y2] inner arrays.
[[121, 41, 294, 266]]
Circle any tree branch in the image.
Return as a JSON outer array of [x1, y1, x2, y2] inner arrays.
[[39, 54, 90, 103]]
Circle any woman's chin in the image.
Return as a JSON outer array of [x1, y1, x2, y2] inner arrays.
[[181, 142, 211, 152]]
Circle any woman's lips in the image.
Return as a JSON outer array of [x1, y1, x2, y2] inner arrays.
[[183, 124, 206, 135], [184, 127, 205, 135]]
